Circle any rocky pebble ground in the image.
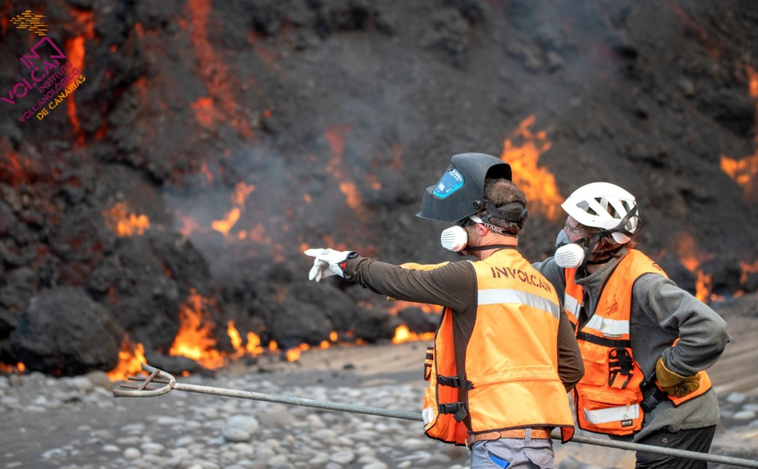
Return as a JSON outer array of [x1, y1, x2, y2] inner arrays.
[[1, 368, 757, 469], [0, 370, 470, 469]]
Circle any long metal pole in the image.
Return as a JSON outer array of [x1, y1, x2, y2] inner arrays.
[[170, 382, 758, 468]]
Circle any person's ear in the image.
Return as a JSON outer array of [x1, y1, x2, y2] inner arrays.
[[475, 223, 489, 236]]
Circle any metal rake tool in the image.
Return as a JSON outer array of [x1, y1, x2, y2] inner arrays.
[[114, 364, 758, 468]]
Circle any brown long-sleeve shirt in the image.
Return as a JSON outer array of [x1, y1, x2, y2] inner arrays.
[[345, 255, 585, 391]]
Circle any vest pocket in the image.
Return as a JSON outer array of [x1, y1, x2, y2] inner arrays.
[[578, 388, 643, 434]]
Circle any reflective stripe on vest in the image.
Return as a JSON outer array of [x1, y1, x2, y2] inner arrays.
[[423, 249, 575, 445], [477, 289, 561, 319], [563, 292, 581, 319], [583, 314, 629, 339], [566, 250, 712, 436], [584, 403, 640, 425]]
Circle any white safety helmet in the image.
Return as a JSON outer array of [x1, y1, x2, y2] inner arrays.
[[561, 182, 640, 244]]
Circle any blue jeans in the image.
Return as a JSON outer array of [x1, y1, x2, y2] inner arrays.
[[470, 433, 555, 469]]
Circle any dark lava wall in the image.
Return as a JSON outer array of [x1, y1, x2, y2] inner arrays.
[[1, 0, 757, 373]]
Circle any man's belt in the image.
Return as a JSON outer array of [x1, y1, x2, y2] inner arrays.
[[466, 428, 551, 447]]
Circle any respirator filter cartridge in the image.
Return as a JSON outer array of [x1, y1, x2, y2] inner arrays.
[[554, 243, 586, 269], [440, 226, 468, 252]]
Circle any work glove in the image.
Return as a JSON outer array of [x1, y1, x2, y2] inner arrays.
[[304, 248, 358, 282], [655, 357, 701, 398], [386, 261, 451, 301]]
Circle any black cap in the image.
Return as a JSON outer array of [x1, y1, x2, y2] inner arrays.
[[416, 153, 512, 223]]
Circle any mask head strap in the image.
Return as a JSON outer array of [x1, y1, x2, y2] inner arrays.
[[479, 200, 528, 225]]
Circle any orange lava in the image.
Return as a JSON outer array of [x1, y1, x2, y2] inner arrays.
[[748, 66, 758, 98], [388, 300, 443, 315], [740, 259, 758, 285], [326, 126, 365, 213], [392, 325, 435, 344], [675, 233, 714, 302], [720, 153, 758, 203], [499, 116, 563, 220], [0, 362, 26, 374], [211, 207, 241, 235], [65, 35, 86, 144], [107, 338, 146, 381], [246, 332, 264, 355], [185, 0, 253, 138], [720, 66, 758, 203], [0, 153, 36, 187], [169, 289, 229, 369], [285, 343, 310, 362], [232, 182, 256, 208], [191, 97, 221, 129], [102, 203, 150, 236]]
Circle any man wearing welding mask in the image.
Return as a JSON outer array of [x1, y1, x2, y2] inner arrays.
[[533, 182, 731, 469], [306, 153, 584, 469]]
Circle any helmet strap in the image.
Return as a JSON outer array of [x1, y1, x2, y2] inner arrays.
[[577, 206, 640, 273], [613, 205, 640, 238]]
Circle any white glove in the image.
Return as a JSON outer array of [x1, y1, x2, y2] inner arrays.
[[304, 248, 358, 282]]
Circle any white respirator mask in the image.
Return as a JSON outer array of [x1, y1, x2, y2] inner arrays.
[[554, 243, 586, 269], [553, 229, 587, 269], [440, 225, 469, 252]]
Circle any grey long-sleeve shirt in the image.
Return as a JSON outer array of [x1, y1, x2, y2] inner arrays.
[[345, 254, 585, 392], [533, 247, 731, 441]]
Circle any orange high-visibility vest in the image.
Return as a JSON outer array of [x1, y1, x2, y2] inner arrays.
[[422, 249, 575, 446], [564, 249, 712, 436]]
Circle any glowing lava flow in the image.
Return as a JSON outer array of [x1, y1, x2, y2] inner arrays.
[[325, 126, 364, 213], [169, 289, 228, 368], [499, 116, 563, 220], [102, 203, 150, 236], [392, 325, 435, 344], [107, 337, 146, 381], [676, 233, 714, 302], [720, 66, 758, 203]]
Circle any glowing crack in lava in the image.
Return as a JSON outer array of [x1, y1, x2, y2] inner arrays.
[[499, 116, 563, 220]]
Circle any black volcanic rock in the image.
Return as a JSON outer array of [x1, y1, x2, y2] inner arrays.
[[398, 307, 439, 334], [10, 287, 123, 376], [702, 258, 743, 297], [353, 307, 402, 343], [269, 299, 334, 350]]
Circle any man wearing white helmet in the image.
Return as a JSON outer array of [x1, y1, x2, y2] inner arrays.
[[533, 182, 731, 469]]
